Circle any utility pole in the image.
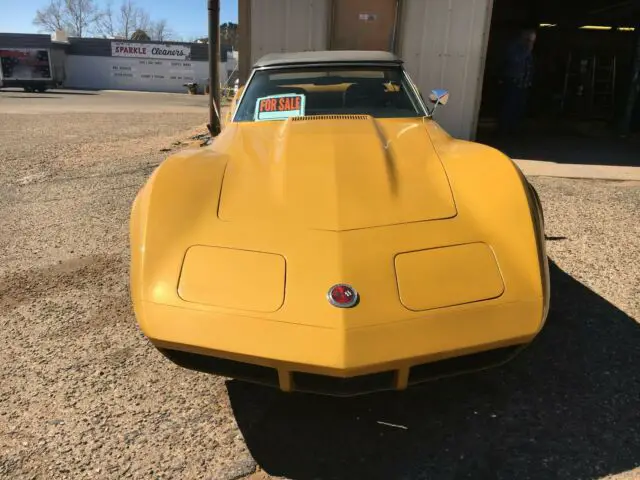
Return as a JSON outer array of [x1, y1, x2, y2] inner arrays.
[[207, 0, 221, 137]]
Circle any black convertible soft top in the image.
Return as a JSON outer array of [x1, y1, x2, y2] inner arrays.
[[253, 50, 403, 68]]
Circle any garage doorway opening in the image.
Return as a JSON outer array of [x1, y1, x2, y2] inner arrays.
[[476, 0, 640, 167]]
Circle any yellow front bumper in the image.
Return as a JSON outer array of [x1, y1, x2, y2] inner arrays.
[[138, 297, 544, 396]]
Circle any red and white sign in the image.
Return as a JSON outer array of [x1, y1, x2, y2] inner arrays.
[[111, 42, 191, 61]]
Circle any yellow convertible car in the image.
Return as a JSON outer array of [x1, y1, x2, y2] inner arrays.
[[130, 51, 549, 396]]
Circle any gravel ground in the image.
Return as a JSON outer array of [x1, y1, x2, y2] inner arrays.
[[0, 100, 638, 480]]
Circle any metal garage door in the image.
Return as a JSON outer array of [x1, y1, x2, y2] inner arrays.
[[331, 0, 399, 51], [247, 0, 330, 67]]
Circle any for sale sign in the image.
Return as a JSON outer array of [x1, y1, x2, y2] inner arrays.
[[254, 94, 306, 121], [111, 42, 191, 61]]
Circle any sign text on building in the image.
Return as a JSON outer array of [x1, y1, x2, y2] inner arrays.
[[111, 42, 191, 60]]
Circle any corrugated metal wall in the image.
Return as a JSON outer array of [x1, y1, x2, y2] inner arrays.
[[248, 0, 330, 66], [242, 0, 493, 139], [399, 0, 493, 139]]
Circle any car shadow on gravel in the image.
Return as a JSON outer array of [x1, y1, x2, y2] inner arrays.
[[227, 261, 640, 480]]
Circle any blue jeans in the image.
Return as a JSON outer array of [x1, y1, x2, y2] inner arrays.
[[499, 82, 529, 134]]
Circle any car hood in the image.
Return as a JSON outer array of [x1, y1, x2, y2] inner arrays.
[[217, 116, 457, 231]]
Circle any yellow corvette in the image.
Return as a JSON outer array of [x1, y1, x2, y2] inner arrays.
[[130, 51, 549, 396]]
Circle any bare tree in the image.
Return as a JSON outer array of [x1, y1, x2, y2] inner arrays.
[[96, 0, 158, 39], [117, 0, 137, 39], [134, 8, 150, 33], [33, 0, 100, 37], [36, 0, 173, 40], [65, 0, 100, 37], [150, 19, 172, 41], [96, 0, 116, 37], [33, 0, 67, 32]]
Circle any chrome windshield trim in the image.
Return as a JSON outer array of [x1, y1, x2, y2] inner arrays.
[[231, 67, 257, 123], [402, 69, 430, 117]]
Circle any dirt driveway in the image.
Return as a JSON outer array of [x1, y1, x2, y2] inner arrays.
[[0, 88, 209, 114], [0, 90, 638, 480]]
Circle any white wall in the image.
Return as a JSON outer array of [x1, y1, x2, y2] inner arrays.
[[249, 0, 330, 65], [65, 55, 209, 92], [399, 0, 494, 139]]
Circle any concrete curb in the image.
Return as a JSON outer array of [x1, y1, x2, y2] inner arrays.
[[514, 159, 640, 181]]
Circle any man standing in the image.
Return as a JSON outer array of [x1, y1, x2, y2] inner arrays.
[[499, 29, 537, 135]]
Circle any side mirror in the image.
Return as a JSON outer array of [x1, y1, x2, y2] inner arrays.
[[428, 89, 450, 113]]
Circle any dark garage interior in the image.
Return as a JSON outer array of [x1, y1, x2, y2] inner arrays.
[[477, 0, 640, 166]]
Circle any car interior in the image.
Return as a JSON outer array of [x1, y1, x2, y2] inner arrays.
[[234, 67, 425, 121]]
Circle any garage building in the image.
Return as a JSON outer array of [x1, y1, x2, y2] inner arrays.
[[238, 0, 640, 143]]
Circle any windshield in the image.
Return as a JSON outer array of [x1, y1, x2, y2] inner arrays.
[[233, 65, 426, 122]]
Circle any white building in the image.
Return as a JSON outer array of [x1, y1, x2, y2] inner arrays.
[[237, 0, 640, 140], [1, 32, 235, 94], [238, 0, 492, 140]]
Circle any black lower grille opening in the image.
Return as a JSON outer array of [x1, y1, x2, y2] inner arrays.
[[292, 371, 396, 396], [408, 345, 523, 385], [158, 348, 279, 387]]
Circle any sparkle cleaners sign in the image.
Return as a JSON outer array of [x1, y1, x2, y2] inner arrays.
[[111, 42, 191, 61]]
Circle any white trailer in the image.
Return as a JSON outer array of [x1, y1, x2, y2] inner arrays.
[[0, 48, 56, 92]]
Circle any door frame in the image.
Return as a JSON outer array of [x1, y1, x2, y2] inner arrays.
[[327, 0, 403, 53]]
